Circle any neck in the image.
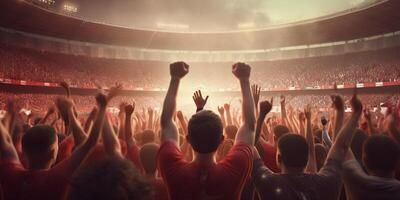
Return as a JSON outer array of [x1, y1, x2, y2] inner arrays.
[[281, 166, 305, 174], [28, 161, 51, 170], [193, 152, 216, 165]]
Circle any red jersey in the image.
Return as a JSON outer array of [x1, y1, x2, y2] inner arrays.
[[261, 142, 280, 173], [157, 141, 253, 200], [0, 158, 73, 200]]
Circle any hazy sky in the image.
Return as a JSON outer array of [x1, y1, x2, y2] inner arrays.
[[62, 0, 377, 31]]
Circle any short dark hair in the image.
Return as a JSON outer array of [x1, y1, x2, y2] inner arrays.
[[68, 157, 152, 200], [225, 125, 238, 140], [278, 134, 308, 168], [273, 125, 290, 140], [141, 130, 156, 145], [351, 129, 368, 161], [363, 135, 400, 172], [22, 125, 57, 155], [139, 143, 159, 175], [188, 110, 223, 154]]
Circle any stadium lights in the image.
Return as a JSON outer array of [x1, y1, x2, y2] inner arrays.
[[156, 23, 189, 30], [63, 2, 78, 13], [36, 0, 55, 5]]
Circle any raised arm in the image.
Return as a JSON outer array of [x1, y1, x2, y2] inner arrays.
[[331, 94, 344, 141], [83, 107, 98, 133], [102, 86, 124, 157], [388, 106, 400, 144], [217, 106, 226, 128], [255, 99, 273, 145], [232, 62, 256, 145], [124, 103, 136, 149], [68, 93, 108, 170], [252, 84, 261, 116], [327, 92, 362, 162], [160, 61, 189, 144], [0, 119, 19, 161], [224, 103, 233, 126], [55, 97, 87, 147], [305, 105, 317, 173]]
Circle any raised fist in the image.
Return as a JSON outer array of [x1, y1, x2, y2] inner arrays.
[[350, 92, 363, 114], [217, 106, 225, 115], [330, 95, 344, 111], [224, 103, 230, 111], [96, 93, 108, 108], [260, 98, 273, 117], [232, 62, 251, 79], [125, 104, 135, 116], [170, 61, 189, 79]]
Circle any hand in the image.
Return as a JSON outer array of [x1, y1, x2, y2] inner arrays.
[[304, 105, 312, 120], [125, 103, 135, 116], [59, 81, 71, 96], [298, 112, 306, 122], [224, 103, 230, 111], [363, 108, 371, 121], [217, 106, 225, 116], [107, 84, 123, 101], [47, 106, 56, 115], [148, 107, 154, 116], [170, 61, 189, 79], [177, 111, 184, 121], [192, 90, 209, 109], [232, 62, 251, 80], [96, 93, 108, 108], [55, 97, 74, 111], [330, 95, 344, 111], [252, 84, 261, 106], [259, 98, 273, 117], [280, 95, 286, 105], [350, 91, 363, 114]]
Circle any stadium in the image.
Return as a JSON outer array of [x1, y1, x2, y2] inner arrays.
[[0, 0, 399, 200]]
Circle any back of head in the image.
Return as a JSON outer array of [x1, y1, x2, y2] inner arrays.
[[141, 130, 156, 145], [68, 157, 152, 200], [278, 134, 309, 169], [188, 110, 223, 154], [22, 125, 57, 157], [273, 125, 290, 141], [139, 143, 160, 175], [225, 125, 238, 140], [351, 129, 368, 162], [363, 135, 400, 173]]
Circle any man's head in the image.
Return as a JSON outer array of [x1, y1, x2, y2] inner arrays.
[[351, 129, 368, 162], [141, 130, 156, 145], [224, 125, 238, 140], [273, 125, 290, 144], [22, 125, 58, 169], [139, 143, 159, 176], [276, 134, 308, 172], [362, 135, 400, 176], [188, 110, 224, 154], [68, 157, 152, 200]]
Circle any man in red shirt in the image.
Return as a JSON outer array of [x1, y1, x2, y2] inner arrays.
[[157, 62, 256, 200], [0, 94, 108, 200]]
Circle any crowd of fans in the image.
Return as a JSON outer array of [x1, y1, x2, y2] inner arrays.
[[0, 62, 399, 200], [1, 44, 400, 91]]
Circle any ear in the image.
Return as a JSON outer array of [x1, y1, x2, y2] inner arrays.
[[186, 135, 190, 143], [276, 152, 282, 169]]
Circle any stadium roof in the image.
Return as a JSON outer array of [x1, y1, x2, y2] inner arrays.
[[0, 0, 400, 50]]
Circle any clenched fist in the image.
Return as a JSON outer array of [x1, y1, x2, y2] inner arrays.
[[170, 61, 189, 79], [232, 62, 251, 80]]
